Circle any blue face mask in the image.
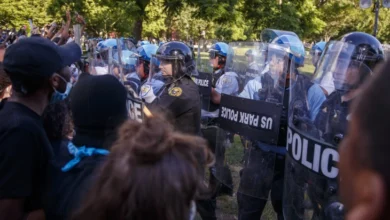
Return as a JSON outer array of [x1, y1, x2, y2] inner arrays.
[[50, 75, 72, 104]]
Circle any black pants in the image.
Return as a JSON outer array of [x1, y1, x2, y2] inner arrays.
[[197, 126, 223, 220], [237, 149, 285, 220]]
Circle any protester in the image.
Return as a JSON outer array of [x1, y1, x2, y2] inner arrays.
[[0, 37, 81, 220], [0, 42, 6, 60], [0, 62, 11, 101], [58, 11, 72, 46], [44, 73, 128, 220], [42, 100, 73, 142], [339, 60, 390, 220], [71, 114, 214, 220]]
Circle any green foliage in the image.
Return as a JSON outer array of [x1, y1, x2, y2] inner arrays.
[[1, 0, 52, 30], [1, 0, 390, 43]]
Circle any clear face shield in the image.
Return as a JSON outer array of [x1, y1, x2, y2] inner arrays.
[[89, 47, 114, 76], [313, 41, 373, 96], [114, 50, 137, 77], [311, 49, 322, 67], [149, 54, 186, 82], [124, 39, 137, 52], [265, 44, 289, 89]]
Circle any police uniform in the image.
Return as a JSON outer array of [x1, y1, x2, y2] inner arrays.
[[239, 64, 269, 100], [196, 67, 240, 220], [144, 76, 201, 135], [202, 69, 240, 118], [125, 72, 141, 94], [237, 71, 326, 220], [138, 41, 201, 135]]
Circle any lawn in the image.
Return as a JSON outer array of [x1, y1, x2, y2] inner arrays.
[[195, 135, 277, 220]]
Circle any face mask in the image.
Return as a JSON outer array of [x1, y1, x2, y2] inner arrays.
[[50, 75, 72, 104]]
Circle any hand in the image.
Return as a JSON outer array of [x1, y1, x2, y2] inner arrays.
[[66, 10, 71, 22], [76, 15, 85, 25]]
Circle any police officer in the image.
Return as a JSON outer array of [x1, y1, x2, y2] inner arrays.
[[284, 32, 384, 220], [314, 34, 384, 220], [315, 32, 384, 141], [243, 49, 262, 83], [125, 44, 158, 94], [140, 41, 200, 134], [236, 35, 326, 220], [207, 42, 240, 112], [198, 42, 240, 220], [310, 41, 336, 96], [311, 41, 326, 68]]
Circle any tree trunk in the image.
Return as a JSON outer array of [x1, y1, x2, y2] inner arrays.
[[133, 17, 143, 42]]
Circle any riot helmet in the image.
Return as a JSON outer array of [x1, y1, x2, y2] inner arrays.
[[313, 32, 384, 96], [311, 41, 326, 67], [267, 34, 305, 87], [135, 44, 159, 81], [113, 50, 137, 74], [272, 35, 305, 67], [152, 41, 195, 79], [209, 42, 228, 71], [261, 29, 299, 43], [93, 39, 117, 75]]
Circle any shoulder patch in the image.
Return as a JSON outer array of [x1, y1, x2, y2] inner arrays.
[[221, 76, 232, 85], [140, 85, 152, 97], [168, 87, 182, 97]]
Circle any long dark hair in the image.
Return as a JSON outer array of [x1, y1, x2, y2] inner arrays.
[[71, 115, 214, 220]]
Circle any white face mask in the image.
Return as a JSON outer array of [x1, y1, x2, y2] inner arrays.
[[189, 201, 196, 220]]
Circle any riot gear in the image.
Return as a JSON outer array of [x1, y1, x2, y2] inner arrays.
[[311, 41, 326, 67], [152, 41, 196, 79], [284, 32, 384, 220], [135, 44, 159, 82]]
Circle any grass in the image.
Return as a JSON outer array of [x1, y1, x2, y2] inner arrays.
[[194, 135, 277, 220], [194, 49, 316, 219]]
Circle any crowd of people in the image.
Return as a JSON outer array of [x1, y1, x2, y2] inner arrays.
[[1, 11, 390, 220]]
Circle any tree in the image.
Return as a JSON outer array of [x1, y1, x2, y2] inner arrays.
[[47, 0, 139, 37], [142, 0, 167, 40], [240, 0, 326, 41], [0, 0, 53, 31]]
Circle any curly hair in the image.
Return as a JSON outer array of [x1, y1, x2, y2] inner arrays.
[[0, 62, 11, 95], [42, 100, 74, 140], [71, 115, 214, 220]]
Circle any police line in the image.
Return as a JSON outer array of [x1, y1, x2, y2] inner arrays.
[[286, 126, 339, 179]]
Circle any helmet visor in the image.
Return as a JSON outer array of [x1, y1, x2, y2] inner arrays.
[[313, 41, 373, 94]]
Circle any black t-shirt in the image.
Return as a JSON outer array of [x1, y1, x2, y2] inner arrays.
[[0, 100, 52, 212], [148, 76, 201, 135]]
